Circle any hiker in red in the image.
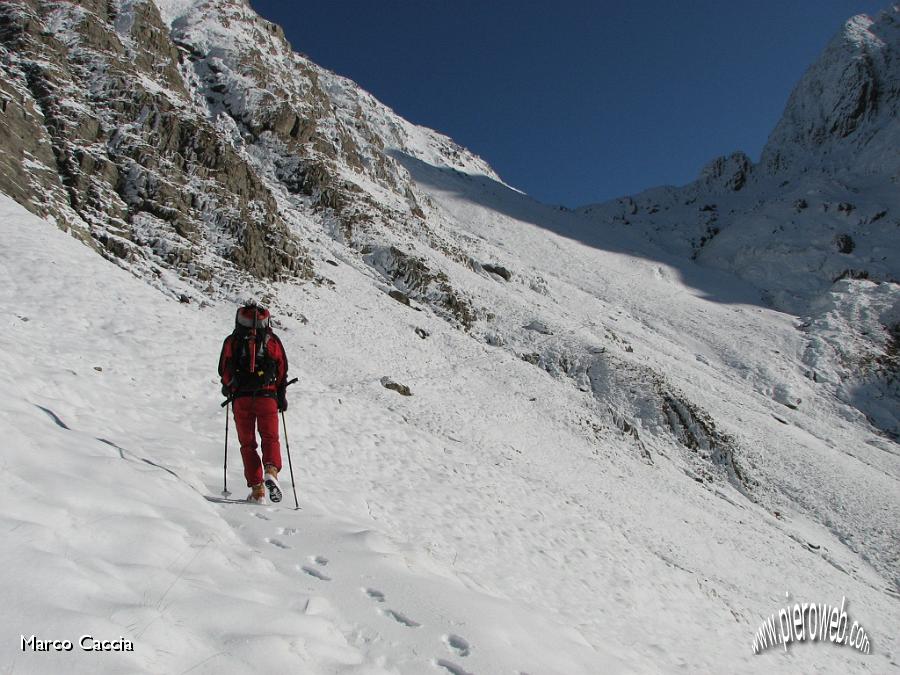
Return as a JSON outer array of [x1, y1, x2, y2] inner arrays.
[[218, 303, 289, 504]]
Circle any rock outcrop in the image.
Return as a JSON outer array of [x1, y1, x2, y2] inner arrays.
[[0, 0, 496, 301], [0, 0, 309, 283], [761, 10, 900, 175]]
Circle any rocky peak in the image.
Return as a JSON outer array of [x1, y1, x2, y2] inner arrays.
[[760, 5, 900, 176]]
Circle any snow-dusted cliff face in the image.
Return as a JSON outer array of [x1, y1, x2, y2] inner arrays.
[[761, 8, 900, 176], [0, 0, 494, 292], [581, 7, 899, 289]]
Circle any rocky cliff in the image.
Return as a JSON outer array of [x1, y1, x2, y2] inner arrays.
[[0, 0, 495, 306], [761, 9, 900, 175]]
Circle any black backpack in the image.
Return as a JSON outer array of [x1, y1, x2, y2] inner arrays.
[[230, 326, 278, 392]]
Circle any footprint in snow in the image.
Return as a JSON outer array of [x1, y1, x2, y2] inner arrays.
[[364, 588, 385, 602], [383, 609, 420, 628], [301, 565, 331, 581], [435, 659, 472, 675], [35, 404, 70, 430], [280, 527, 298, 536], [308, 555, 328, 565], [443, 634, 471, 657], [253, 512, 270, 521], [266, 538, 290, 549]]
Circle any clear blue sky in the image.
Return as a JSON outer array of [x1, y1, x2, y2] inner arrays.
[[248, 1, 889, 207]]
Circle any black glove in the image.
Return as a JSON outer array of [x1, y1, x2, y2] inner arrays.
[[221, 383, 232, 398], [277, 385, 288, 412]]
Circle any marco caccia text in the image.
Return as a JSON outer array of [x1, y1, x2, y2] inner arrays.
[[21, 634, 135, 652]]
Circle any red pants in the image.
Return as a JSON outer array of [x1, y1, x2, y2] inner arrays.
[[232, 396, 282, 486]]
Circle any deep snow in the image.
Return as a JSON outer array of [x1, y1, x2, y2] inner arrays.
[[2, 184, 897, 675]]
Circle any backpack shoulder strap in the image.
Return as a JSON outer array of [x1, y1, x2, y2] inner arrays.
[[218, 334, 235, 378], [268, 331, 288, 378]]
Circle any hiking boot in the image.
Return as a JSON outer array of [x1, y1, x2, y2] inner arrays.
[[264, 465, 282, 503], [247, 482, 267, 504]]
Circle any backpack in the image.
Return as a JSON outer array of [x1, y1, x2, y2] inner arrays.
[[230, 326, 278, 392]]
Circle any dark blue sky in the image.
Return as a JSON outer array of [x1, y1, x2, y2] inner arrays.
[[248, 1, 889, 207]]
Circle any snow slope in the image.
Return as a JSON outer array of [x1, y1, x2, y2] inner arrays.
[[401, 153, 900, 600], [0, 195, 625, 674], [2, 181, 898, 674]]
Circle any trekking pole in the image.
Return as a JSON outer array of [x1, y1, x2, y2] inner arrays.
[[279, 377, 300, 509], [281, 410, 299, 509], [222, 402, 231, 497]]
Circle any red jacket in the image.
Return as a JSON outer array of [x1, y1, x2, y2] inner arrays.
[[218, 329, 288, 396]]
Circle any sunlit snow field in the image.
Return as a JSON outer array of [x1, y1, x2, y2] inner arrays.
[[2, 187, 897, 674]]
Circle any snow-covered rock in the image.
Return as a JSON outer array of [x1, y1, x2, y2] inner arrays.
[[0, 0, 496, 290], [577, 5, 900, 440], [761, 9, 900, 176]]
